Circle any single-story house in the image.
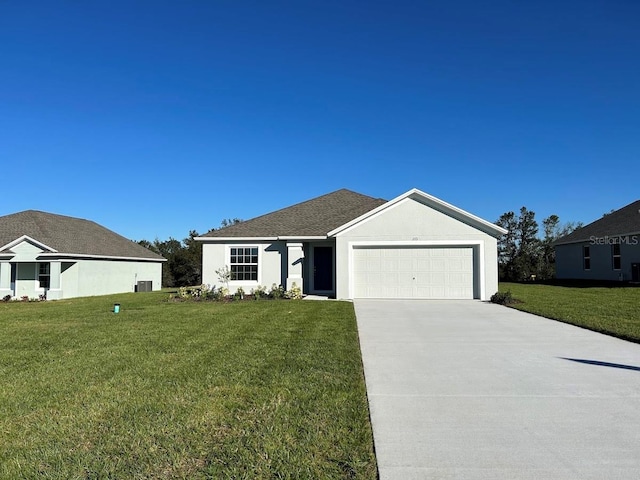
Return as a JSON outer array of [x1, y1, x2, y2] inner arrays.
[[0, 210, 165, 300], [196, 188, 507, 300], [555, 200, 640, 282]]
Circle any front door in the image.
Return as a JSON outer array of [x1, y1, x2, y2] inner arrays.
[[632, 263, 640, 282], [313, 246, 333, 291]]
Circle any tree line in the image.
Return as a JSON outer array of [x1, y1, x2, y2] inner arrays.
[[496, 208, 581, 281], [137, 219, 241, 287]]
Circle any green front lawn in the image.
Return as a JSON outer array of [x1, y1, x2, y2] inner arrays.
[[500, 282, 640, 342], [0, 292, 377, 479]]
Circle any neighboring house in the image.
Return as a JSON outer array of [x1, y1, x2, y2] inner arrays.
[[197, 188, 507, 300], [555, 200, 640, 282], [0, 210, 165, 300]]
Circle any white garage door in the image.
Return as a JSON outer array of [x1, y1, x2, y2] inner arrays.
[[353, 246, 475, 299]]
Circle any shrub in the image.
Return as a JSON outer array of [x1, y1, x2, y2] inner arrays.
[[251, 285, 267, 300], [212, 286, 228, 301], [490, 290, 514, 305], [268, 284, 285, 300], [285, 282, 303, 300], [2, 295, 11, 302], [234, 286, 245, 301]]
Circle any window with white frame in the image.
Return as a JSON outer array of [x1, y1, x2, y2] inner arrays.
[[230, 247, 258, 281], [583, 246, 591, 270], [612, 243, 621, 270], [38, 262, 50, 289]]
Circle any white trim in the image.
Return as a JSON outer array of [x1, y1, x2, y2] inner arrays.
[[196, 235, 327, 242], [329, 188, 508, 237], [285, 242, 304, 248], [226, 244, 261, 286], [0, 235, 58, 253], [36, 253, 166, 262], [347, 240, 486, 300], [279, 236, 327, 240], [195, 236, 278, 242]]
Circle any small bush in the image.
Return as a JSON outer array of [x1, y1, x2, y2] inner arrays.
[[285, 282, 303, 300], [234, 286, 245, 300], [269, 284, 285, 300], [251, 285, 267, 300], [490, 290, 514, 305], [2, 295, 11, 302]]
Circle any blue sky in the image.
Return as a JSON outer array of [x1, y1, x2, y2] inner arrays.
[[2, 1, 638, 241]]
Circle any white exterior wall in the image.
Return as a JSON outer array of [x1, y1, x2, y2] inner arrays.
[[556, 242, 640, 281], [60, 260, 162, 298], [334, 197, 500, 300], [201, 240, 286, 293], [0, 240, 162, 299], [11, 243, 48, 298]]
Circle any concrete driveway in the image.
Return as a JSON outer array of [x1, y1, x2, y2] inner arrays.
[[354, 300, 640, 480]]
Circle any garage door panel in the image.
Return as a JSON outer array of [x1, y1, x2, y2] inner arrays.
[[353, 246, 475, 299]]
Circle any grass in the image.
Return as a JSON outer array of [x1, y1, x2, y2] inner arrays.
[[0, 292, 377, 479], [500, 282, 640, 343]]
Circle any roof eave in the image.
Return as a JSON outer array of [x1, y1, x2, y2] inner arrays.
[[195, 236, 279, 242], [195, 235, 329, 242], [36, 253, 166, 262]]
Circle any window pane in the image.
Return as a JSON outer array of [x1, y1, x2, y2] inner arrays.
[[584, 246, 590, 257], [231, 248, 237, 256], [613, 244, 621, 255], [251, 248, 258, 256], [614, 257, 621, 270], [251, 255, 258, 263], [585, 259, 591, 270]]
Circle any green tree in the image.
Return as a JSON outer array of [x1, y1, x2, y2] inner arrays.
[[497, 207, 539, 281], [137, 219, 243, 287], [496, 209, 581, 281]]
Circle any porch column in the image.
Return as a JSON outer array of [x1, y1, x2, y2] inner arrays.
[[285, 242, 304, 292], [47, 261, 63, 300], [0, 262, 11, 298]]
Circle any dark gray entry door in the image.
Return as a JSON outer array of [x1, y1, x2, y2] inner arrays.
[[313, 247, 333, 291]]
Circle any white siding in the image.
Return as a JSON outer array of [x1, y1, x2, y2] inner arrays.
[[2, 240, 162, 299], [61, 260, 161, 298], [201, 240, 286, 293], [335, 197, 499, 300]]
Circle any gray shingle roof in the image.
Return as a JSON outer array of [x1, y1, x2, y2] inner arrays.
[[0, 210, 165, 260], [554, 200, 640, 245], [201, 189, 387, 238]]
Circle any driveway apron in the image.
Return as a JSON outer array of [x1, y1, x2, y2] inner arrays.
[[354, 300, 640, 480]]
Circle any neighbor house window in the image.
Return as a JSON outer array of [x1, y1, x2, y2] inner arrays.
[[38, 263, 50, 289], [583, 246, 591, 270], [612, 243, 621, 270], [230, 247, 258, 281]]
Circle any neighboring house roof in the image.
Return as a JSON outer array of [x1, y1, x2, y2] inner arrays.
[[199, 189, 387, 238], [0, 210, 165, 260], [554, 200, 640, 245]]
